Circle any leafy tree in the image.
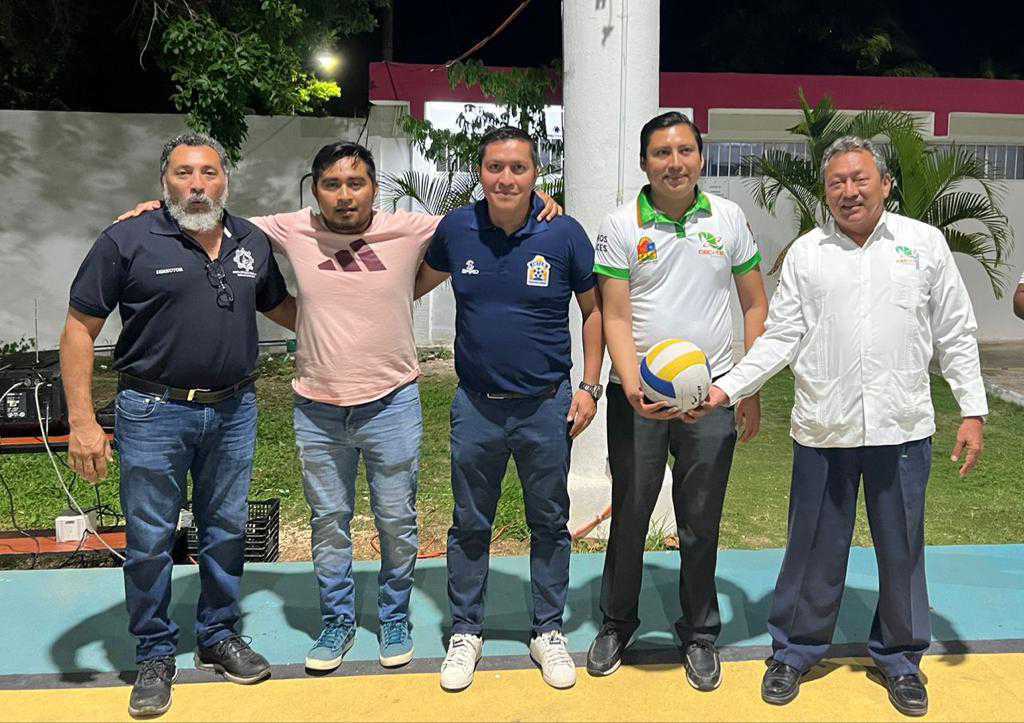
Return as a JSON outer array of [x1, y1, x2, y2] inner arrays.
[[383, 60, 563, 213], [160, 0, 351, 161], [748, 91, 1014, 296], [0, 0, 388, 159]]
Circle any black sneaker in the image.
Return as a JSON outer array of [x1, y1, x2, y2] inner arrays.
[[128, 656, 176, 718], [683, 640, 722, 691], [762, 659, 802, 705], [195, 635, 271, 684], [883, 672, 928, 717], [586, 623, 634, 676]]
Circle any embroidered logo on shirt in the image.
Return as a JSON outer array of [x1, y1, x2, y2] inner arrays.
[[894, 245, 918, 265], [232, 247, 257, 278], [637, 236, 657, 263], [526, 255, 551, 287], [697, 231, 726, 257], [461, 259, 480, 275], [155, 267, 184, 275], [316, 239, 388, 273]]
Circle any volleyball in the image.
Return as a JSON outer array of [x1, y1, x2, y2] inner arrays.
[[639, 339, 712, 413]]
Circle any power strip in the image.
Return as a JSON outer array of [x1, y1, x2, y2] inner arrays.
[[55, 508, 98, 543]]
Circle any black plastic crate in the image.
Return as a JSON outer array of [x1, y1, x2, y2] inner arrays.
[[185, 498, 280, 562]]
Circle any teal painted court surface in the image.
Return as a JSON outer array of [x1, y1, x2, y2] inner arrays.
[[1, 545, 1021, 679]]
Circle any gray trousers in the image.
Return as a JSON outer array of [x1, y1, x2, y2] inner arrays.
[[599, 383, 737, 643]]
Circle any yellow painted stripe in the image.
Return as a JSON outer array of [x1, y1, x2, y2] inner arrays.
[[3, 654, 1023, 722], [645, 339, 683, 365], [657, 349, 707, 380]]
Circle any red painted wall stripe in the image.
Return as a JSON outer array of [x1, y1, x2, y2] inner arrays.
[[370, 62, 1024, 137]]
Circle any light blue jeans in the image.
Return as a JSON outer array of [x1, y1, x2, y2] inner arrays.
[[293, 382, 421, 627]]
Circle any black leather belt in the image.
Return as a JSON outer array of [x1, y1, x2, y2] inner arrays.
[[118, 373, 259, 404], [478, 383, 559, 401]]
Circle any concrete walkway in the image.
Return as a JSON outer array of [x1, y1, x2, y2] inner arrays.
[[980, 341, 1024, 406]]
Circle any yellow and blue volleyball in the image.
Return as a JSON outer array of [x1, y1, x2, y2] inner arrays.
[[640, 339, 712, 413]]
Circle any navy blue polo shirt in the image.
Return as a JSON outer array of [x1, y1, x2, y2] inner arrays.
[[69, 208, 289, 390], [424, 193, 596, 396]]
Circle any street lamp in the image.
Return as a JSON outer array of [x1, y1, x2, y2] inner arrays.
[[315, 51, 340, 75]]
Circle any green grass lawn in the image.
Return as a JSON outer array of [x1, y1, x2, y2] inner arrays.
[[2, 354, 1021, 553]]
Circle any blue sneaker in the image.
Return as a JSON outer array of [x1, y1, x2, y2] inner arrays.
[[305, 623, 355, 671], [378, 620, 414, 667]]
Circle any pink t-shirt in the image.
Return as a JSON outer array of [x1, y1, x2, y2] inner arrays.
[[251, 209, 440, 406]]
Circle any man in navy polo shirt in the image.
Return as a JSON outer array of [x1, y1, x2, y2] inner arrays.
[[60, 133, 295, 718], [415, 126, 604, 692]]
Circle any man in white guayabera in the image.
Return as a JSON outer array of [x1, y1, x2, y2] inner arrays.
[[694, 136, 987, 717]]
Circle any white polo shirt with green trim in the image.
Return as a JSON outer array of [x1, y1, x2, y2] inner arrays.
[[594, 186, 762, 382]]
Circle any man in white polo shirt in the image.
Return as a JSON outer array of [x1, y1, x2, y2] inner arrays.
[[587, 111, 768, 691], [697, 136, 987, 716]]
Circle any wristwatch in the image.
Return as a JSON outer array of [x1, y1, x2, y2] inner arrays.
[[579, 381, 603, 401]]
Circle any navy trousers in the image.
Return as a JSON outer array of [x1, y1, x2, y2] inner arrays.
[[768, 438, 933, 677], [446, 379, 573, 636]]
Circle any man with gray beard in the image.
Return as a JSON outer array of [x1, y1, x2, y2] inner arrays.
[[60, 132, 296, 718]]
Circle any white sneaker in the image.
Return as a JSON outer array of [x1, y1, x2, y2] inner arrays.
[[440, 633, 483, 691], [529, 630, 577, 689]]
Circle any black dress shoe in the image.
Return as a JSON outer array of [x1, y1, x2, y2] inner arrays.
[[683, 640, 721, 691], [195, 635, 271, 684], [129, 656, 176, 718], [883, 672, 928, 717], [586, 622, 635, 676], [761, 660, 802, 705]]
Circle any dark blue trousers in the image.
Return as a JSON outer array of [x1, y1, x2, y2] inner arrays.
[[768, 438, 932, 677], [446, 379, 573, 636]]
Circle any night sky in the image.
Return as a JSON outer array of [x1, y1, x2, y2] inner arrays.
[[7, 0, 1024, 116]]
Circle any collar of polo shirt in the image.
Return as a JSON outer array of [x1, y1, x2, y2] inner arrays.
[[469, 191, 547, 237], [636, 185, 712, 236]]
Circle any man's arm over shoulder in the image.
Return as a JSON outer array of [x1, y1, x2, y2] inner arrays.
[[415, 213, 453, 300]]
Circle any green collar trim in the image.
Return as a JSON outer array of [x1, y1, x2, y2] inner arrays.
[[636, 186, 712, 228]]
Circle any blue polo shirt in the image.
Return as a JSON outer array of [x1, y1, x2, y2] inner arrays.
[[424, 193, 595, 396], [69, 208, 289, 390]]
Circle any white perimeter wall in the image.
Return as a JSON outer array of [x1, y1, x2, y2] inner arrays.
[[1, 109, 1022, 350]]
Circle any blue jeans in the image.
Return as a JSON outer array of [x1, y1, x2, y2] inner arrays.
[[293, 382, 421, 627], [447, 379, 573, 636], [116, 385, 257, 663], [769, 438, 933, 677]]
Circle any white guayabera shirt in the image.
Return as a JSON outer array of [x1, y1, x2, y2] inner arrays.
[[717, 211, 988, 448]]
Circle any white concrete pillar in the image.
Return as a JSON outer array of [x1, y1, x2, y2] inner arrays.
[[563, 0, 675, 539]]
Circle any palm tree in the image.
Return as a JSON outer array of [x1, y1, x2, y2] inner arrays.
[[748, 91, 1014, 296], [378, 170, 480, 217], [378, 167, 565, 217]]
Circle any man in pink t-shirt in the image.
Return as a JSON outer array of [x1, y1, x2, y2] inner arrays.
[[254, 143, 558, 673], [120, 141, 561, 672], [251, 143, 438, 673]]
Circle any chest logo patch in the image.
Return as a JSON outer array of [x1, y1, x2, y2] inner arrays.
[[232, 247, 257, 277], [697, 231, 726, 257], [894, 245, 918, 266], [637, 236, 657, 263], [461, 259, 480, 275], [526, 255, 551, 287]]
